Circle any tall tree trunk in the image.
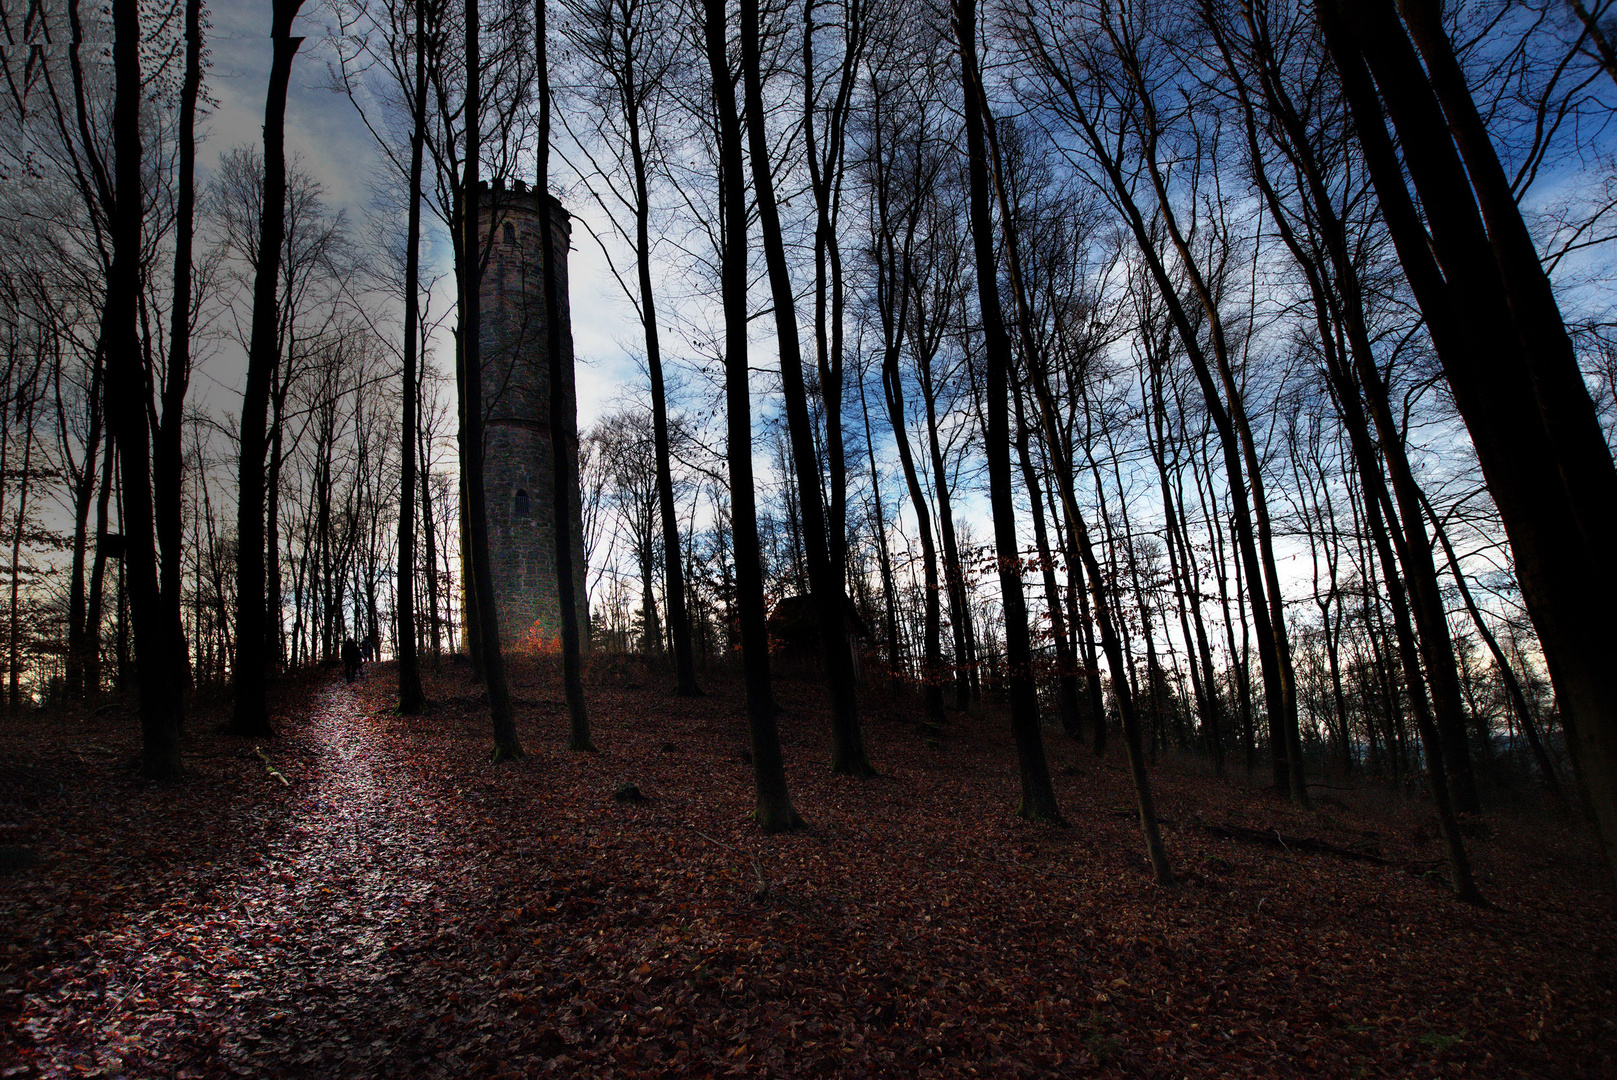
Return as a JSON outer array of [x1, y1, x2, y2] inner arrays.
[[1320, 0, 1617, 886], [395, 0, 429, 715], [803, 0, 862, 592], [230, 0, 305, 738], [740, 0, 873, 776], [86, 435, 114, 697], [1145, 357, 1224, 776], [1025, 34, 1304, 801], [704, 0, 803, 830], [1423, 487, 1566, 803], [1166, 414, 1226, 770], [1022, 312, 1173, 880], [1044, 469, 1105, 746], [464, 0, 521, 758], [8, 421, 34, 711], [618, 20, 698, 697], [919, 350, 976, 712], [266, 392, 287, 667], [1013, 385, 1081, 735], [1360, 466, 1483, 902], [868, 95, 943, 721], [536, 0, 592, 750], [955, 0, 1061, 823], [63, 355, 103, 698], [858, 371, 904, 685], [154, 0, 202, 691], [419, 354, 443, 668], [106, 0, 182, 776], [1215, 13, 1480, 810], [974, 100, 1089, 745], [882, 329, 946, 728]]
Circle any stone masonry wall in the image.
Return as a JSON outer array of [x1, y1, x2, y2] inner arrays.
[[476, 180, 589, 652]]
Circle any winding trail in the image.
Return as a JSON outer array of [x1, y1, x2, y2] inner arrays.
[[20, 680, 500, 1078], [8, 663, 1616, 1079]]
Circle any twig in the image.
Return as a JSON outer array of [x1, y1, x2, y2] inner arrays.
[[750, 855, 769, 901], [103, 973, 146, 1023], [256, 748, 291, 786], [1199, 821, 1392, 866], [693, 829, 769, 900], [691, 829, 732, 851]]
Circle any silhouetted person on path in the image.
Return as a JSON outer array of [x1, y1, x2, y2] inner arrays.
[[360, 636, 373, 662], [342, 637, 362, 683]]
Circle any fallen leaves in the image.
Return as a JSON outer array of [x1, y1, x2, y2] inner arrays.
[[0, 660, 1613, 1078]]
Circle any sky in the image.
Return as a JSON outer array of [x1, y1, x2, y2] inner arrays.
[[164, 1, 1525, 634], [196, 5, 644, 430]]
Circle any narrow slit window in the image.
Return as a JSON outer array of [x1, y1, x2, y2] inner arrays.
[[503, 220, 517, 245], [514, 489, 530, 517]]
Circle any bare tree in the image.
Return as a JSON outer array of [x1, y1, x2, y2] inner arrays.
[[463, 0, 522, 758], [105, 0, 183, 775], [1318, 0, 1617, 889], [741, 0, 874, 775], [703, 0, 804, 830], [560, 0, 702, 696], [539, 0, 595, 751], [955, 0, 1063, 825], [230, 0, 308, 738]]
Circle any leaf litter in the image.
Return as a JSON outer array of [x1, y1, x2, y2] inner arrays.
[[1, 660, 1613, 1078]]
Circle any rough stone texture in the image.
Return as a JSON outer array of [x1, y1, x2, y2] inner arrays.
[[475, 180, 589, 652]]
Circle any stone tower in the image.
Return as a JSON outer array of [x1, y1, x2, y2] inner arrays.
[[475, 178, 588, 651]]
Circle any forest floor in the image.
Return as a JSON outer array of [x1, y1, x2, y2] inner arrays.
[[1, 657, 1613, 1079]]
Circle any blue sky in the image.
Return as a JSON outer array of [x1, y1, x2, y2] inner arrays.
[[192, 4, 644, 430]]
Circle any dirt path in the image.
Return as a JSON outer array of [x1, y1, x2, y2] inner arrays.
[[7, 662, 1616, 1079], [11, 681, 496, 1078]]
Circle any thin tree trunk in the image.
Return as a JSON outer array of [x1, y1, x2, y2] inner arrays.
[[1045, 468, 1105, 746], [618, 19, 698, 698], [266, 392, 287, 668], [920, 350, 975, 713], [1215, 15, 1479, 809], [956, 0, 1061, 824], [1360, 466, 1483, 902], [1145, 357, 1223, 776], [858, 371, 904, 684], [86, 438, 114, 696], [230, 0, 305, 738], [868, 89, 944, 722], [883, 329, 947, 727], [803, 0, 863, 594], [395, 0, 428, 715], [419, 354, 443, 668], [1013, 384, 1080, 735], [464, 0, 521, 758], [740, 0, 872, 776], [1423, 488, 1566, 802], [153, 0, 201, 691], [704, 0, 803, 830], [536, 0, 592, 750], [63, 354, 103, 698], [1023, 34, 1303, 801], [8, 420, 34, 711]]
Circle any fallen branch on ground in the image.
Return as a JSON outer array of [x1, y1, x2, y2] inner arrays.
[[1198, 820, 1391, 866], [256, 748, 291, 786]]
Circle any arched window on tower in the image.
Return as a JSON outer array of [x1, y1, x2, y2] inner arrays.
[[514, 489, 530, 517], [503, 220, 516, 245]]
